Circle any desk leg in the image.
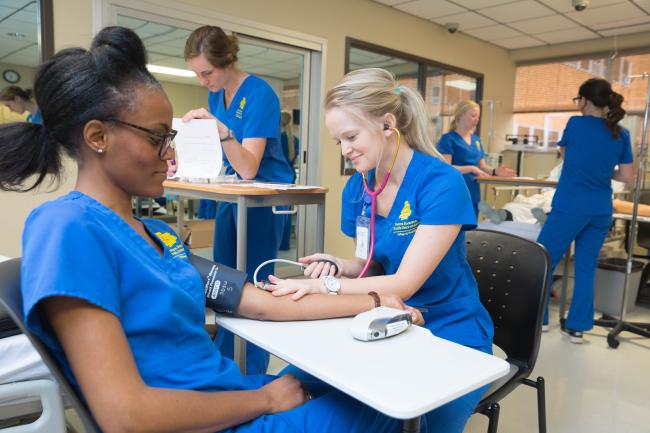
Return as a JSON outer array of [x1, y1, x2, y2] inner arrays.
[[402, 417, 420, 433], [234, 196, 248, 375], [316, 198, 325, 252]]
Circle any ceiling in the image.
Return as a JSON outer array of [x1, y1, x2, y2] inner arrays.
[[0, 3, 304, 84], [372, 0, 650, 49]]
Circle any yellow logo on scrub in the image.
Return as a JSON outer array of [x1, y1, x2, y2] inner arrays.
[[475, 140, 481, 150], [399, 201, 412, 221], [155, 232, 177, 248], [236, 97, 247, 119]]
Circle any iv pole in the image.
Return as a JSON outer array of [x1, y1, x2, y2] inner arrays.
[[594, 72, 650, 348]]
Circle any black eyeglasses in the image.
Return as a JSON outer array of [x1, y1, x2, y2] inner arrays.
[[106, 118, 177, 158]]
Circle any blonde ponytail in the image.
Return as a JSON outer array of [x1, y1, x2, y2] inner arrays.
[[325, 68, 444, 161]]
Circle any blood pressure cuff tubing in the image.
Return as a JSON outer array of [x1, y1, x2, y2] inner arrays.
[[189, 254, 248, 315]]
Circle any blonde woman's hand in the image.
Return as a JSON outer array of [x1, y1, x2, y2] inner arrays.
[[264, 275, 325, 300], [495, 166, 516, 177], [298, 253, 344, 278], [181, 108, 229, 138]]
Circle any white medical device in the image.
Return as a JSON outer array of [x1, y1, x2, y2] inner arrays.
[[351, 306, 412, 341]]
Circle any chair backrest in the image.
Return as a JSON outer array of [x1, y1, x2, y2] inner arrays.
[[465, 229, 551, 372], [0, 258, 100, 433]]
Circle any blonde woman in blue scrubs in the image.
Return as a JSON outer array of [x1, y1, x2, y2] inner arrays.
[[266, 68, 494, 433], [437, 100, 515, 215]]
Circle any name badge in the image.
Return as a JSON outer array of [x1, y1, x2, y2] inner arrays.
[[355, 215, 370, 259]]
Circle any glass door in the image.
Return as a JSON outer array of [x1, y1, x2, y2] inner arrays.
[[115, 10, 312, 277]]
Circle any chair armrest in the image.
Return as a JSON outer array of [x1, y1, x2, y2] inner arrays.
[[0, 379, 65, 433]]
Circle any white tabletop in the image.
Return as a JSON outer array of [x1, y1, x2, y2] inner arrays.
[[216, 316, 509, 420]]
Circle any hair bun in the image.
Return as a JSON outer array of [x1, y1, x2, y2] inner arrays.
[[91, 26, 148, 70]]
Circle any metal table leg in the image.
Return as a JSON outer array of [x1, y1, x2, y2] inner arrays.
[[402, 417, 420, 433], [316, 197, 326, 252], [234, 196, 248, 375]]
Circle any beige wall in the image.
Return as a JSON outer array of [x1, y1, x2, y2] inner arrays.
[[159, 81, 207, 117], [0, 0, 90, 257]]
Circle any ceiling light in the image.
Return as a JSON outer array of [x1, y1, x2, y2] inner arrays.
[[146, 64, 194, 78], [445, 80, 476, 91]]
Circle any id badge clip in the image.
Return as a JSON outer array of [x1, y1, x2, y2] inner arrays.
[[355, 215, 371, 260]]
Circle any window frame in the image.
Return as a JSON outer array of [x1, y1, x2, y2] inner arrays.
[[342, 37, 484, 175]]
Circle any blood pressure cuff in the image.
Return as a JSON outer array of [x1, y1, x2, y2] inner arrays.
[[189, 254, 248, 315]]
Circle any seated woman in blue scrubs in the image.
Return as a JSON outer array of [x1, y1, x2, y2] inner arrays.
[[182, 26, 294, 374], [267, 68, 494, 433], [0, 85, 41, 124], [537, 78, 634, 343], [436, 100, 515, 215], [0, 27, 428, 433]]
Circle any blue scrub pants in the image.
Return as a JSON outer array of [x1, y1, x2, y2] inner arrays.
[[213, 201, 284, 374], [463, 174, 480, 217], [537, 210, 612, 331]]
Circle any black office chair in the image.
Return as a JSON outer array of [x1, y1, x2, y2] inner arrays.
[[466, 229, 551, 433], [0, 258, 100, 433], [632, 191, 650, 306]]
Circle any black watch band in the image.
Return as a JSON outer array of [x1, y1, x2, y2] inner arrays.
[[220, 129, 234, 142]]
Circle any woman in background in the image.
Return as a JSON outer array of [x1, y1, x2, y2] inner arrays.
[[537, 78, 634, 343], [437, 100, 515, 215], [182, 25, 294, 374], [0, 86, 41, 124]]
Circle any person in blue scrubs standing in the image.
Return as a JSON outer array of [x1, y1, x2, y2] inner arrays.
[[183, 26, 294, 374], [437, 100, 515, 215], [537, 78, 634, 343], [0, 86, 41, 124], [266, 68, 494, 433], [1, 26, 428, 433]]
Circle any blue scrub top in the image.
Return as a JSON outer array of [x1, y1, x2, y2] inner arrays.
[[436, 131, 485, 205], [208, 75, 293, 183], [553, 115, 633, 216], [22, 192, 247, 393], [26, 110, 42, 124], [341, 152, 493, 349]]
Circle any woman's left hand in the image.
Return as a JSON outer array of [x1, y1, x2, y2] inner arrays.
[[495, 166, 516, 177], [263, 275, 325, 300]]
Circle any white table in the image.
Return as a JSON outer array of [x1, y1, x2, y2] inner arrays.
[[216, 315, 509, 432]]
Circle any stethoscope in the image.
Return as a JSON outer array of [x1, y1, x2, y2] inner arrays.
[[253, 125, 401, 287], [358, 125, 401, 278]]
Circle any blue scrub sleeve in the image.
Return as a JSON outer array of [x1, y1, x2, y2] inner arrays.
[[436, 133, 453, 155], [620, 129, 633, 164], [22, 205, 121, 349], [341, 175, 364, 237], [242, 87, 281, 139], [558, 117, 576, 147], [419, 171, 476, 227]]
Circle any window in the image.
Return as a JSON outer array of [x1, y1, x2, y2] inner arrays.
[[513, 52, 650, 147], [343, 38, 483, 175]]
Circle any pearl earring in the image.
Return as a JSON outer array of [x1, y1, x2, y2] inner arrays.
[[97, 149, 104, 153]]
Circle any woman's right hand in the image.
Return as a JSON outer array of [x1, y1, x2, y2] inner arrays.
[[299, 253, 344, 278], [260, 374, 308, 414], [182, 108, 229, 138], [472, 166, 488, 177]]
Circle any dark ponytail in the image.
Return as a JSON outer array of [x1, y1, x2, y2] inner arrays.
[[0, 86, 33, 102], [0, 123, 61, 191], [578, 78, 625, 139], [0, 26, 160, 192]]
